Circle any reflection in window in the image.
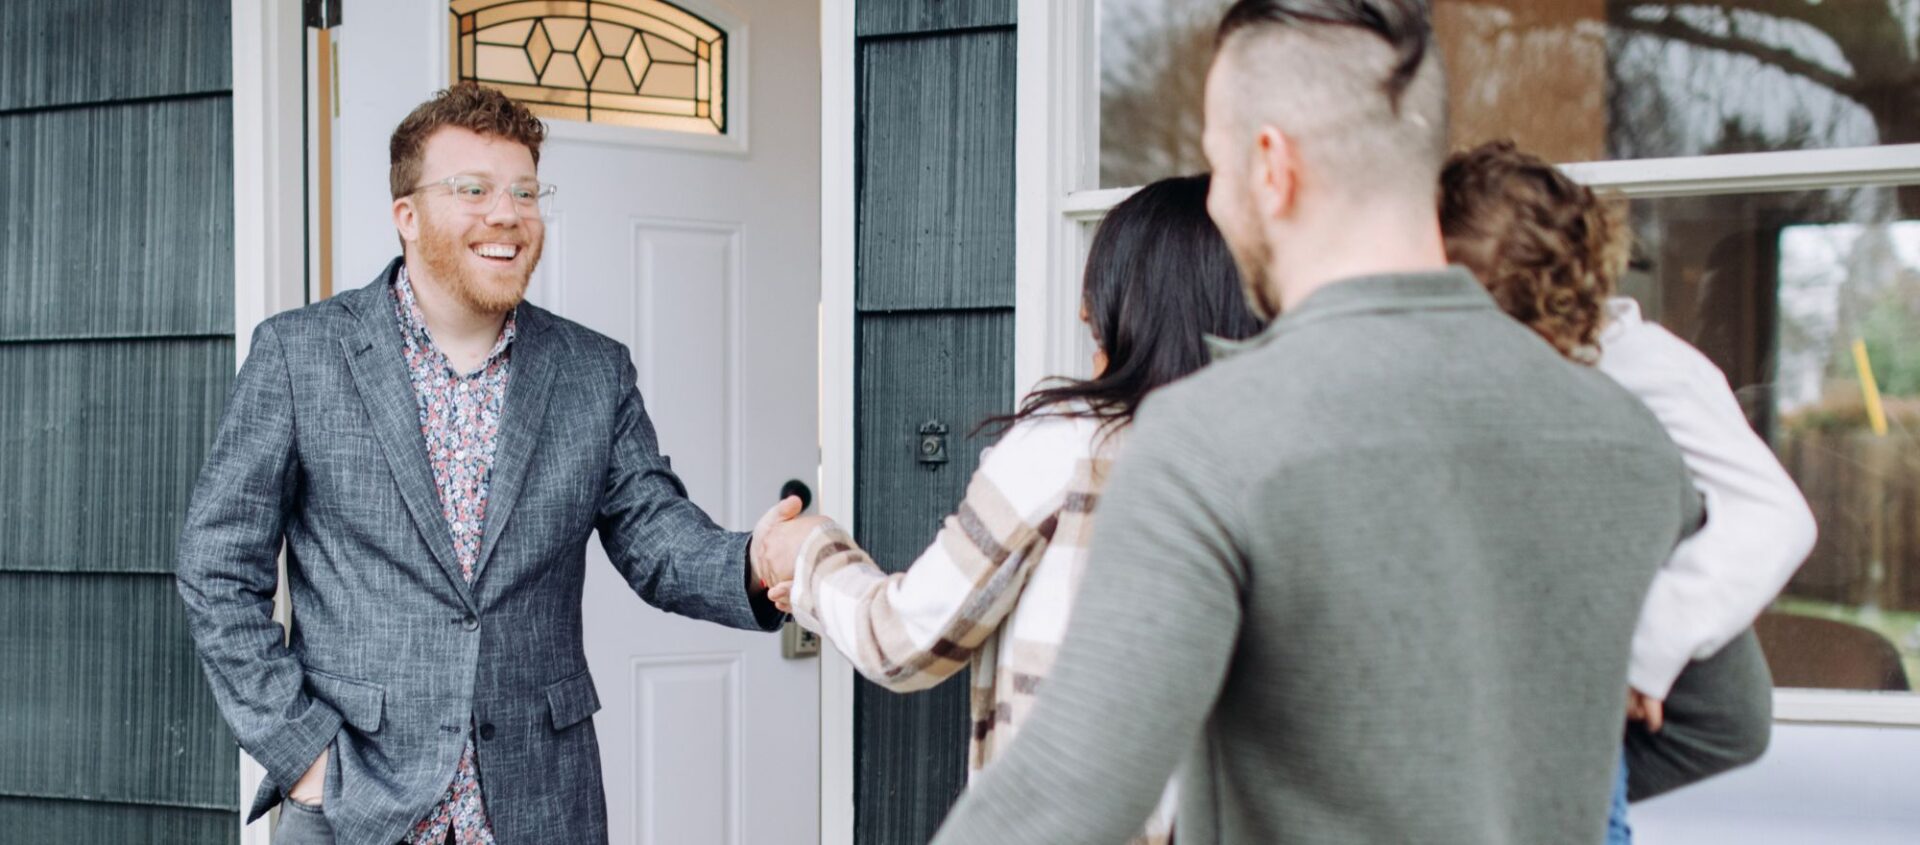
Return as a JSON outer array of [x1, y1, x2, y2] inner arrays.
[[450, 0, 726, 134], [1099, 0, 1920, 188], [1625, 186, 1920, 692]]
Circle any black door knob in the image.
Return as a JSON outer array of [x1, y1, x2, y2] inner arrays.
[[780, 479, 812, 512]]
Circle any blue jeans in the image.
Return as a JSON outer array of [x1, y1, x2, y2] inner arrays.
[[1606, 750, 1632, 845]]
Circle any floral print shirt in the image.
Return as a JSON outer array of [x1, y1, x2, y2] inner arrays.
[[391, 267, 516, 845]]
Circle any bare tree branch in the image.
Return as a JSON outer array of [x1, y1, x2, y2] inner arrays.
[[1616, 0, 1912, 92], [1613, 11, 1865, 100], [1610, 0, 1831, 30]]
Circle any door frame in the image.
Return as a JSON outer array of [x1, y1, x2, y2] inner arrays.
[[1014, 0, 1920, 730], [231, 0, 307, 842], [817, 1, 857, 842], [234, 0, 855, 842]]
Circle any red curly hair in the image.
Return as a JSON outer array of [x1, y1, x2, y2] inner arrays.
[[389, 82, 547, 200]]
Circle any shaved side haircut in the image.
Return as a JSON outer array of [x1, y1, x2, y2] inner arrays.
[[1213, 0, 1449, 200]]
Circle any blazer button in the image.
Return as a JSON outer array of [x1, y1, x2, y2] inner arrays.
[[461, 614, 479, 631], [479, 723, 496, 741]]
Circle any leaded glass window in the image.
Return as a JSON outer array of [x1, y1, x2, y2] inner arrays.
[[450, 0, 727, 134]]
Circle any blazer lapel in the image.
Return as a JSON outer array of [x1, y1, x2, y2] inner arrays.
[[472, 303, 558, 584], [338, 261, 475, 613]]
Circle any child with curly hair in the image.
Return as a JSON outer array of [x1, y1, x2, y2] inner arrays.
[[1441, 140, 1817, 844]]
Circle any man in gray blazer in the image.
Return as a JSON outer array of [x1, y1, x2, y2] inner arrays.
[[176, 84, 793, 845]]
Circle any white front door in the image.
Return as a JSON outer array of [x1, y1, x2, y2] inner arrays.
[[325, 2, 821, 843]]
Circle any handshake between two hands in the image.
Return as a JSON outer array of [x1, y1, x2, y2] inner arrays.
[[750, 494, 832, 614]]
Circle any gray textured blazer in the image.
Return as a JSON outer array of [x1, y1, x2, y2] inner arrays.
[[176, 258, 780, 845]]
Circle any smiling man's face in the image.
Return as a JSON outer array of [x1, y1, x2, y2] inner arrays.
[[404, 126, 545, 315]]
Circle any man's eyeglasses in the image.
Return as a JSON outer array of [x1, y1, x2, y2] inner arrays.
[[412, 175, 557, 218]]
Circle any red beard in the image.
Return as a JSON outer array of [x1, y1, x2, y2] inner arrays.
[[415, 203, 543, 315]]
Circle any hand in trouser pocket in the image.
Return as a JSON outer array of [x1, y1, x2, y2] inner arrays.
[[274, 796, 335, 845]]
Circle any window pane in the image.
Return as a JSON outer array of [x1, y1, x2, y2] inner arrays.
[[1066, 185, 1920, 691], [1099, 0, 1920, 187], [1629, 185, 1920, 692], [450, 1, 727, 134]]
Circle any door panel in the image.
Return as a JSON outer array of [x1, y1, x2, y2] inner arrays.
[[631, 654, 742, 845]]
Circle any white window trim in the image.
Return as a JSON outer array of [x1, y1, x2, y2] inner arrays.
[[1776, 689, 1920, 727], [1015, 0, 1920, 729], [1014, 0, 1101, 396], [818, 0, 858, 843], [1062, 144, 1920, 217], [232, 0, 309, 841]]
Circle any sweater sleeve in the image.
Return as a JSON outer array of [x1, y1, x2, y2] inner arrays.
[[1623, 629, 1773, 801], [787, 418, 1083, 692], [1600, 323, 1817, 698], [930, 405, 1244, 845]]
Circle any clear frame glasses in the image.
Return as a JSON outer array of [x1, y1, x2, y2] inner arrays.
[[413, 174, 557, 218]]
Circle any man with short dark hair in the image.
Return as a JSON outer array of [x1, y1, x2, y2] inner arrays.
[[177, 83, 797, 845], [930, 3, 1710, 842]]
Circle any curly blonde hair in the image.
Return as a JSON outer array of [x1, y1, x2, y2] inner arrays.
[[1439, 140, 1629, 364]]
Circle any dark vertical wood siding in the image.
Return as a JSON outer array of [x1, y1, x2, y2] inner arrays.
[[0, 340, 234, 573], [853, 3, 1017, 842], [0, 1, 230, 111], [855, 313, 1013, 569], [853, 311, 1012, 843], [856, 33, 1016, 311], [0, 0, 239, 840], [856, 0, 1016, 37], [0, 797, 234, 843], [0, 98, 236, 340], [0, 573, 236, 807]]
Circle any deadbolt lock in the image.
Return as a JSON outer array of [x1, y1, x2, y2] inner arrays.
[[781, 620, 820, 659], [918, 421, 950, 468]]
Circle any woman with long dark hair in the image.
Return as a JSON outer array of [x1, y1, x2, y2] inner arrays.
[[769, 174, 1260, 844]]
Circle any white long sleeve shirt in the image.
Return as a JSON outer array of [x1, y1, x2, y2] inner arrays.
[[1598, 297, 1818, 698]]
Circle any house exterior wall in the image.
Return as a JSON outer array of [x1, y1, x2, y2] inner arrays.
[[0, 1, 240, 840], [851, 1, 1017, 842]]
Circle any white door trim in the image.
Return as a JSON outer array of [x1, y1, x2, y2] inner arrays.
[[231, 0, 309, 842], [816, 0, 857, 842], [233, 0, 309, 350], [240, 1, 837, 841]]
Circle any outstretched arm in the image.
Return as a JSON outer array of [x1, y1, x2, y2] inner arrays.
[[597, 356, 780, 631], [785, 419, 1083, 692]]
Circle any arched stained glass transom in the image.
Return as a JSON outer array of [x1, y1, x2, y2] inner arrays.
[[449, 0, 727, 134]]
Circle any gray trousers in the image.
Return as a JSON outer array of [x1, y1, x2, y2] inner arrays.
[[275, 800, 428, 845], [273, 800, 334, 845]]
